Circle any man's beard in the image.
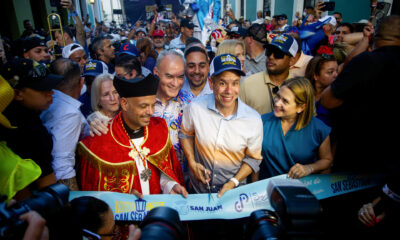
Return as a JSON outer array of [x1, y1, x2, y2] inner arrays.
[[154, 42, 164, 48]]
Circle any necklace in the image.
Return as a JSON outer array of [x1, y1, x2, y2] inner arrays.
[[129, 139, 152, 182], [111, 116, 152, 181]]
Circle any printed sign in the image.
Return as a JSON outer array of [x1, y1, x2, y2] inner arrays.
[[70, 173, 383, 221]]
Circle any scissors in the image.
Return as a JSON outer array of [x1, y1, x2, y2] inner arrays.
[[204, 168, 214, 201]]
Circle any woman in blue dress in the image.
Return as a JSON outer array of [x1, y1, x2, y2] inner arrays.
[[261, 77, 333, 179]]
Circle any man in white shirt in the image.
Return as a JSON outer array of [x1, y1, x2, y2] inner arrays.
[[180, 53, 263, 239], [180, 54, 263, 196], [277, 14, 289, 32], [41, 58, 90, 190]]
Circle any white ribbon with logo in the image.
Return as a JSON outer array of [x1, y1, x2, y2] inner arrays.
[[70, 173, 383, 221]]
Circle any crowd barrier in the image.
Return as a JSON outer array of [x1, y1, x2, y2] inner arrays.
[[69, 173, 384, 221]]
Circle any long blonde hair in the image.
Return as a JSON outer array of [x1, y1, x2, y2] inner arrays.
[[281, 77, 315, 130]]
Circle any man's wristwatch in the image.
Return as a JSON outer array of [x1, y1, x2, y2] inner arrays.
[[230, 177, 239, 187]]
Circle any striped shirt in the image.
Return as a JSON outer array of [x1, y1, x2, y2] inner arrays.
[[180, 94, 263, 193]]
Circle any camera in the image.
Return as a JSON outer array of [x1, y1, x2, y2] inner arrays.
[[372, 2, 391, 27], [140, 206, 187, 240], [246, 179, 323, 240], [321, 2, 335, 12], [0, 183, 70, 239]]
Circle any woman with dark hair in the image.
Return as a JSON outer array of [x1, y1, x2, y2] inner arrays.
[[47, 196, 115, 240], [261, 77, 333, 179], [69, 196, 116, 239], [115, 54, 143, 79], [135, 37, 157, 73], [51, 196, 141, 240], [305, 54, 338, 126]]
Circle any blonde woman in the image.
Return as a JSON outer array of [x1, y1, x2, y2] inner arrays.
[[87, 73, 120, 123], [261, 77, 333, 179], [210, 39, 249, 78], [216, 39, 246, 73]]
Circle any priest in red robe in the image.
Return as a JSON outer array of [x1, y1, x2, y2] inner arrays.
[[77, 74, 186, 196]]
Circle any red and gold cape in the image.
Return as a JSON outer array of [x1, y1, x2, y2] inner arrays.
[[77, 112, 184, 194]]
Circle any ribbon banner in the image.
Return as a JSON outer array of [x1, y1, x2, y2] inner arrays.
[[70, 173, 384, 221]]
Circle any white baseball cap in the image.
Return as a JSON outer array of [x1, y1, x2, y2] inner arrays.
[[319, 15, 337, 27], [62, 43, 85, 59]]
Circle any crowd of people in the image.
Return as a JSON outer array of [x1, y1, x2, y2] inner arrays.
[[0, 0, 399, 239]]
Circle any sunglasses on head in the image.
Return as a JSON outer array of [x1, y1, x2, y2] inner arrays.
[[229, 33, 241, 39], [320, 54, 336, 60], [265, 47, 288, 59]]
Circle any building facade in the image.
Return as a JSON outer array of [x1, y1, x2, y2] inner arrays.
[[222, 0, 393, 25], [1, 0, 104, 41]]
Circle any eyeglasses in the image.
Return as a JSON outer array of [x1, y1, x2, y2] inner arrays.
[[229, 33, 241, 39], [82, 225, 118, 239], [266, 48, 287, 59]]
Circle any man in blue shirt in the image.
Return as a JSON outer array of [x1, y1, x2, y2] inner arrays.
[[41, 58, 90, 190], [169, 19, 195, 52]]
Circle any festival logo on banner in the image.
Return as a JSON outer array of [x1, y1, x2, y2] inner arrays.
[[114, 198, 165, 221]]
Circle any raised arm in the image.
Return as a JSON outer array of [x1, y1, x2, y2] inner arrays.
[[61, 0, 86, 47]]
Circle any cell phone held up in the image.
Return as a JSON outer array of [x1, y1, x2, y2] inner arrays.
[[321, 2, 335, 12], [50, 0, 62, 8]]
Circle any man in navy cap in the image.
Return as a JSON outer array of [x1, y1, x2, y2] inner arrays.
[[79, 60, 109, 117], [240, 33, 297, 115], [169, 18, 196, 52], [277, 14, 289, 32], [117, 43, 152, 77], [226, 26, 247, 40], [180, 53, 262, 196], [180, 53, 263, 238], [1, 58, 63, 193], [22, 37, 51, 64]]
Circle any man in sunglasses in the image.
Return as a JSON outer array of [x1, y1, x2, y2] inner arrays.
[[240, 34, 297, 115], [226, 26, 247, 40]]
